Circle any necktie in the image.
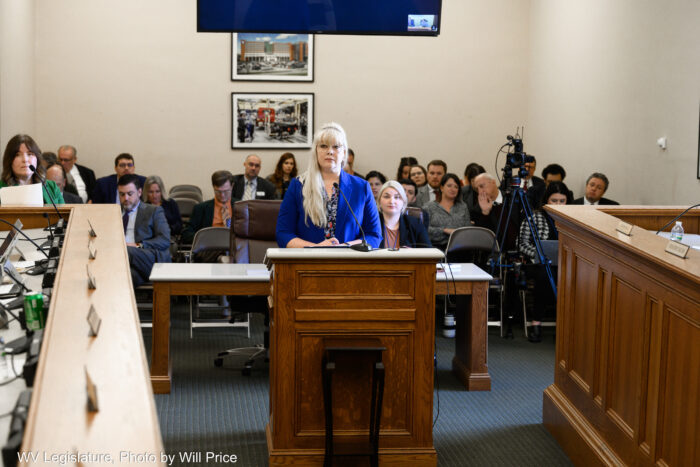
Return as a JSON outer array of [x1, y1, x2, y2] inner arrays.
[[244, 181, 254, 201], [122, 211, 129, 233]]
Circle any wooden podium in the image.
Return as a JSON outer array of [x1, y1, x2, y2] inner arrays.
[[543, 206, 700, 467], [264, 248, 444, 466]]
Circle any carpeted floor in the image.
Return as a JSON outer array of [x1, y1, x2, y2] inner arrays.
[[142, 301, 572, 466]]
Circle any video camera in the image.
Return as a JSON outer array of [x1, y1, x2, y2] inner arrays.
[[502, 134, 535, 189]]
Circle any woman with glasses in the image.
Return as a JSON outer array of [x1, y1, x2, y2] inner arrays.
[[377, 181, 430, 249], [276, 122, 381, 248], [1, 134, 64, 204], [409, 164, 428, 187], [142, 175, 182, 235]]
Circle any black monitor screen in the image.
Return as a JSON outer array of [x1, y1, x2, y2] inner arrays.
[[197, 0, 442, 36]]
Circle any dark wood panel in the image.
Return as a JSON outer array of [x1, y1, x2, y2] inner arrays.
[[606, 277, 644, 439], [658, 308, 700, 466], [569, 254, 598, 395], [297, 270, 414, 299]]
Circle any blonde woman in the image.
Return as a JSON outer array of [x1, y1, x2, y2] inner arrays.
[[376, 181, 431, 249], [276, 123, 381, 248]]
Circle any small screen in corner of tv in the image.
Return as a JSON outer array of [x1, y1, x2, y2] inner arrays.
[[197, 0, 442, 36]]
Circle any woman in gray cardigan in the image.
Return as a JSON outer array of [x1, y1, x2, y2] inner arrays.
[[424, 173, 470, 250]]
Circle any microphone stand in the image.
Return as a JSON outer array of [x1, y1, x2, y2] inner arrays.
[[333, 182, 372, 252], [28, 164, 64, 224]]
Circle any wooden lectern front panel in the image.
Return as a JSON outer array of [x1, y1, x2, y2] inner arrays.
[[268, 259, 437, 464]]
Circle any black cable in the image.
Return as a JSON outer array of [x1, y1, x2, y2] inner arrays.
[[433, 343, 440, 427], [0, 411, 14, 418], [655, 203, 700, 234], [0, 219, 50, 258]]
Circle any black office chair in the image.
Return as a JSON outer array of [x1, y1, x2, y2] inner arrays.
[[444, 226, 507, 336], [214, 200, 281, 375]]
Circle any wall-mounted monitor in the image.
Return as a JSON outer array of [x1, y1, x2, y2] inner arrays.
[[197, 0, 442, 36]]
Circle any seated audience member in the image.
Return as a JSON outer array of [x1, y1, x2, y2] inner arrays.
[[181, 170, 234, 244], [118, 174, 171, 287], [58, 144, 96, 203], [365, 170, 387, 199], [142, 175, 182, 236], [541, 163, 567, 185], [518, 181, 570, 342], [1, 134, 64, 204], [40, 151, 58, 169], [409, 164, 428, 187], [92, 153, 146, 204], [461, 162, 486, 212], [276, 122, 381, 248], [233, 154, 277, 200], [415, 160, 447, 207], [343, 148, 363, 179], [471, 173, 518, 250], [377, 181, 431, 249], [266, 152, 297, 199], [520, 157, 545, 207], [425, 173, 470, 250], [46, 164, 82, 203], [572, 172, 619, 205], [400, 178, 430, 230], [396, 156, 418, 181]]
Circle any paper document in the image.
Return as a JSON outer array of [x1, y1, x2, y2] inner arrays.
[[0, 183, 43, 206]]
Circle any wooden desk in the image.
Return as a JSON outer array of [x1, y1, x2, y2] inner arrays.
[[543, 205, 700, 467], [0, 205, 164, 465], [148, 261, 491, 395], [149, 263, 271, 394]]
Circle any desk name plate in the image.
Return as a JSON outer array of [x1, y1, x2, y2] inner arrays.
[[616, 221, 634, 236], [665, 240, 689, 259]]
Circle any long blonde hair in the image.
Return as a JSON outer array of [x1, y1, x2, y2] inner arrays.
[[299, 122, 348, 227]]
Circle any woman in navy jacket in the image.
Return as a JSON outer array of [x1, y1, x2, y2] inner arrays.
[[276, 123, 381, 248], [377, 181, 431, 249]]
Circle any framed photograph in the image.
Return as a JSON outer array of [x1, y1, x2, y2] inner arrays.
[[232, 93, 314, 149], [231, 33, 314, 82]]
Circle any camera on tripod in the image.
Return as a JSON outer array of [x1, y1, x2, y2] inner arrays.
[[502, 135, 534, 189]]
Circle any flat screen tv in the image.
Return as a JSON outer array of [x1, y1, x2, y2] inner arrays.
[[197, 0, 442, 36]]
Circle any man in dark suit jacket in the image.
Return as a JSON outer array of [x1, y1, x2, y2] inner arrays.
[[58, 145, 96, 203], [46, 164, 83, 204], [92, 153, 146, 204], [181, 170, 234, 244], [415, 160, 447, 207], [118, 174, 171, 286], [232, 154, 277, 201], [572, 172, 619, 206]]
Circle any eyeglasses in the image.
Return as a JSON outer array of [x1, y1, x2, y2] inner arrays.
[[117, 162, 134, 168], [214, 188, 232, 194]]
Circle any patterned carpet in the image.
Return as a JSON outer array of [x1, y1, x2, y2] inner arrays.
[[142, 302, 572, 466]]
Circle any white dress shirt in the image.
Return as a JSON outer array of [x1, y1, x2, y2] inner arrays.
[[69, 165, 89, 202]]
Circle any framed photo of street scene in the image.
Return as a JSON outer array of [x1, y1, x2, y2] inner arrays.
[[232, 93, 314, 149], [231, 33, 314, 82]]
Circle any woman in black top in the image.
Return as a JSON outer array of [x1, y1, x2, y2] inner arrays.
[[377, 181, 431, 249], [143, 175, 182, 236], [266, 152, 297, 199]]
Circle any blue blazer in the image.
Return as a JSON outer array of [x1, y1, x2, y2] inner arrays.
[[92, 174, 146, 204], [276, 170, 382, 248]]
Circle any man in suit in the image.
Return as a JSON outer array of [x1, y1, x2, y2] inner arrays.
[[232, 154, 277, 201], [118, 174, 171, 287], [92, 153, 146, 204], [470, 173, 519, 250], [415, 159, 447, 207], [46, 164, 83, 204], [58, 145, 96, 203], [343, 148, 363, 179], [181, 170, 234, 244], [572, 172, 619, 205]]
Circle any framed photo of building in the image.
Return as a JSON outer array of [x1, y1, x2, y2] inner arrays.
[[231, 33, 314, 82], [232, 93, 314, 149]]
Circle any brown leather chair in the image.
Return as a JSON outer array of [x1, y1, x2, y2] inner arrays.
[[215, 199, 282, 374], [231, 199, 282, 263]]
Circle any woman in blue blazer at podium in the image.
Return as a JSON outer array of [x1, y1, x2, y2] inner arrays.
[[276, 122, 381, 248]]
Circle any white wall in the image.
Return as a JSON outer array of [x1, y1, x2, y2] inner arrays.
[[4, 0, 698, 203], [0, 0, 35, 145], [527, 0, 700, 204], [31, 0, 529, 198]]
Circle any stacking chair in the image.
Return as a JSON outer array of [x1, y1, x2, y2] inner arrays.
[[170, 184, 203, 197], [405, 206, 430, 231], [187, 227, 240, 337], [444, 227, 507, 336], [173, 197, 199, 223], [215, 199, 282, 374]]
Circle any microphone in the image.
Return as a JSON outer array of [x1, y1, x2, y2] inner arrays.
[[28, 165, 64, 222], [333, 182, 372, 252], [655, 202, 700, 235]]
